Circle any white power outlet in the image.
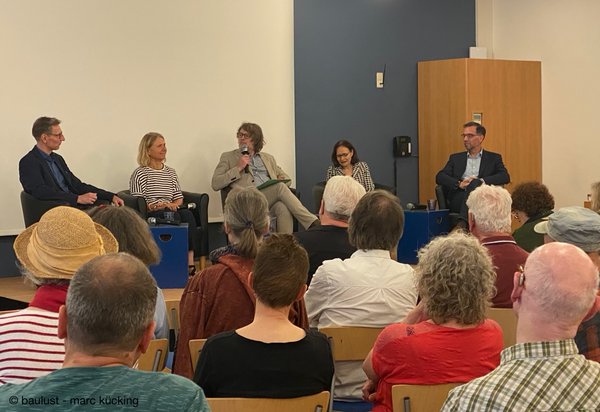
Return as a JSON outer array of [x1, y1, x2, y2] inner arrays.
[[376, 72, 384, 89]]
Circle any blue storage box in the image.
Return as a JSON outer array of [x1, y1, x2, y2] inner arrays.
[[397, 210, 450, 264], [149, 224, 188, 288]]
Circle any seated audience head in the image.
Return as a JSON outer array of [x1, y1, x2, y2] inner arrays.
[[534, 206, 600, 267], [237, 122, 264, 153], [252, 234, 308, 309], [331, 139, 360, 167], [321, 175, 366, 222], [417, 231, 496, 325], [60, 253, 157, 359], [511, 181, 555, 221], [31, 116, 61, 140], [223, 187, 269, 258], [137, 132, 165, 167], [348, 190, 404, 251], [466, 184, 512, 236], [591, 181, 600, 213], [13, 206, 118, 286], [514, 242, 600, 333], [88, 205, 160, 266]]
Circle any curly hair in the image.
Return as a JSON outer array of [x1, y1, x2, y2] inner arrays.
[[416, 232, 496, 325], [511, 181, 555, 218]]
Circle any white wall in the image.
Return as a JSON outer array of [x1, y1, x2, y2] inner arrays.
[[477, 0, 600, 208], [0, 0, 295, 235]]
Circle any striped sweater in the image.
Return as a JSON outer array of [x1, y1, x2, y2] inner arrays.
[[0, 308, 64, 385], [129, 165, 183, 206]]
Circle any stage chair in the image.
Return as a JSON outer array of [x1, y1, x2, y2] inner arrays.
[[20, 191, 66, 227], [486, 307, 517, 348], [188, 338, 207, 374], [319, 326, 384, 412], [136, 338, 168, 372], [117, 190, 209, 269], [165, 299, 180, 352], [391, 383, 460, 412], [207, 391, 330, 412], [434, 185, 461, 229]]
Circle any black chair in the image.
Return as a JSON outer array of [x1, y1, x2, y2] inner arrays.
[[20, 191, 66, 227], [434, 185, 461, 229], [312, 181, 396, 213], [118, 190, 210, 268]]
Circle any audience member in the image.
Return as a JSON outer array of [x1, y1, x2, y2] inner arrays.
[[0, 206, 117, 385], [88, 205, 168, 339], [362, 232, 502, 412], [19, 116, 123, 207], [511, 181, 555, 251], [467, 185, 528, 307], [534, 206, 600, 361], [0, 253, 210, 411], [295, 176, 366, 285], [305, 190, 417, 400], [195, 234, 333, 398], [130, 132, 198, 273], [442, 243, 600, 411], [436, 121, 509, 226], [211, 122, 318, 233], [173, 187, 308, 378], [326, 140, 374, 192]]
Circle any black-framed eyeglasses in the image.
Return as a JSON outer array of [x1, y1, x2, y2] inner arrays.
[[237, 131, 250, 139], [336, 152, 351, 159], [461, 133, 480, 139], [47, 132, 64, 138]]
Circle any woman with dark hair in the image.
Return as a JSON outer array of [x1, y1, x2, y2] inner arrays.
[[173, 187, 309, 379], [130, 132, 198, 274], [326, 140, 374, 192], [511, 181, 555, 252]]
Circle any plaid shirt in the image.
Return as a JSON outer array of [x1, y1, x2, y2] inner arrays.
[[441, 340, 600, 411]]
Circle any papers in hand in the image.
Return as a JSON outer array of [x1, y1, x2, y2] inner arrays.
[[257, 179, 291, 190]]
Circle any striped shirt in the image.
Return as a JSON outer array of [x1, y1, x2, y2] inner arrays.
[[129, 165, 183, 206], [441, 339, 600, 411], [0, 308, 64, 385]]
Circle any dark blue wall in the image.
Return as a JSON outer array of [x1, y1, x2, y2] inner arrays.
[[294, 0, 475, 207]]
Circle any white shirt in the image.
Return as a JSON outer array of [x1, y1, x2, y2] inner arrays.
[[305, 249, 417, 399]]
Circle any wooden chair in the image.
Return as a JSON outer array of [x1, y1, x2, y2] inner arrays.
[[319, 326, 383, 361], [207, 391, 330, 412], [136, 338, 168, 372], [165, 299, 180, 351], [391, 383, 460, 412], [486, 307, 517, 348], [188, 338, 207, 374]]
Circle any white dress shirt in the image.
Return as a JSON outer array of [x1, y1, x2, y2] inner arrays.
[[305, 249, 417, 399]]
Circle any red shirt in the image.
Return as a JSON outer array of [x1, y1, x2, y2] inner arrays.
[[371, 320, 502, 412]]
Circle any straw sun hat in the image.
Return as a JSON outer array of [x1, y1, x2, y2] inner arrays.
[[13, 206, 118, 280]]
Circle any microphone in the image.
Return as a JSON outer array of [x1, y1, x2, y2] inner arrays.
[[177, 202, 196, 210], [147, 217, 180, 226], [241, 145, 250, 173]]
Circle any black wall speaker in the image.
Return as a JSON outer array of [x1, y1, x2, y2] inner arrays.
[[393, 136, 411, 157]]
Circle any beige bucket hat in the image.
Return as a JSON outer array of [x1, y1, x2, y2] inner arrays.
[[13, 206, 118, 280]]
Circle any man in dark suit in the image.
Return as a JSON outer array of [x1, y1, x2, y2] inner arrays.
[[19, 117, 123, 207], [436, 121, 509, 225]]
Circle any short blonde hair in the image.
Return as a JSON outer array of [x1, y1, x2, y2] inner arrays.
[[137, 132, 164, 167], [416, 232, 496, 325]]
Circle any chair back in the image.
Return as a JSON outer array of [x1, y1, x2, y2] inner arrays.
[[391, 383, 460, 412], [165, 299, 180, 351], [312, 181, 326, 213], [188, 338, 207, 374], [136, 338, 168, 371], [319, 326, 383, 361], [435, 185, 448, 210], [20, 191, 64, 227], [486, 307, 517, 348], [207, 391, 330, 412]]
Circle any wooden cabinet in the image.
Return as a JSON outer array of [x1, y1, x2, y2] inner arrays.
[[417, 58, 541, 203]]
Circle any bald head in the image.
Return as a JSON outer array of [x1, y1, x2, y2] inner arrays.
[[522, 242, 598, 326]]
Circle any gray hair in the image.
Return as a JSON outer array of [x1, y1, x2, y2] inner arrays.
[[348, 190, 404, 251], [66, 253, 157, 352], [323, 176, 366, 221], [224, 187, 269, 259], [417, 232, 496, 325], [466, 185, 512, 233]]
